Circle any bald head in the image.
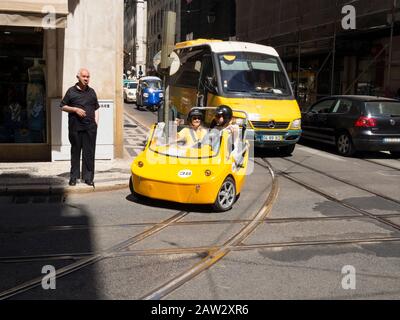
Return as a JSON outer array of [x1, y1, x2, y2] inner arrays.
[[76, 68, 90, 88]]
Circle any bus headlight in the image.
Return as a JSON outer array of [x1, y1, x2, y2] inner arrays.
[[159, 93, 164, 98], [290, 119, 301, 129], [143, 93, 149, 98]]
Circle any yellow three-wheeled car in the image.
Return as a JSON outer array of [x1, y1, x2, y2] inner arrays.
[[129, 109, 251, 211]]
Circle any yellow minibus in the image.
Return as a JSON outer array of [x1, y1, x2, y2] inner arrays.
[[169, 39, 302, 155]]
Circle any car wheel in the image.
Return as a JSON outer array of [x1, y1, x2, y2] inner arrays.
[[390, 151, 400, 158], [336, 132, 355, 156], [212, 177, 236, 212], [278, 144, 295, 156]]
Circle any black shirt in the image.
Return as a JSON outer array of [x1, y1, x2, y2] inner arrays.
[[60, 84, 100, 130]]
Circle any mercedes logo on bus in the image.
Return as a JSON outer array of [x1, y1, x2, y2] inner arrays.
[[266, 120, 276, 129], [390, 119, 396, 126]]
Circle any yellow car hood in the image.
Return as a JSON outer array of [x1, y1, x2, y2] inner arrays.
[[131, 149, 226, 185]]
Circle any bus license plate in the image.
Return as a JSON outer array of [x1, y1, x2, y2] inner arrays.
[[384, 138, 400, 143], [261, 135, 283, 141]]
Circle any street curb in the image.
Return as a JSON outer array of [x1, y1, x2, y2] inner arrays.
[[0, 181, 129, 195]]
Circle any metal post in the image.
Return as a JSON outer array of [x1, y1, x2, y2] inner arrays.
[[161, 11, 176, 143], [388, 0, 396, 89], [297, 33, 301, 98], [331, 1, 338, 95], [296, 1, 302, 99]]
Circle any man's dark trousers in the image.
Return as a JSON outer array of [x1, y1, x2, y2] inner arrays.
[[69, 123, 97, 181]]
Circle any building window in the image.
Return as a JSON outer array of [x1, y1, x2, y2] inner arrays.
[[0, 27, 47, 144]]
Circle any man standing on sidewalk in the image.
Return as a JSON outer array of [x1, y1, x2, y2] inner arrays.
[[60, 68, 100, 187]]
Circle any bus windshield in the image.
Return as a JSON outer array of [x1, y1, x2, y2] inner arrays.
[[218, 52, 292, 97]]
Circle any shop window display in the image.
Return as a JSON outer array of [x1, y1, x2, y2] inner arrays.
[[0, 28, 46, 144]]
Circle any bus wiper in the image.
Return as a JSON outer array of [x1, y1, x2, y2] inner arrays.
[[250, 89, 286, 95], [227, 89, 248, 93]]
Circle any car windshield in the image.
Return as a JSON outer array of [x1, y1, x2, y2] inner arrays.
[[365, 101, 400, 116], [143, 80, 162, 90], [149, 124, 222, 159], [127, 82, 137, 89], [218, 52, 292, 97]]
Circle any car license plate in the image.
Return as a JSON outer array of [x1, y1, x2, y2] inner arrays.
[[261, 135, 283, 141], [384, 138, 400, 143]]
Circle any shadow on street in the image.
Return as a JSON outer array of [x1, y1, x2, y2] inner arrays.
[[0, 173, 99, 299]]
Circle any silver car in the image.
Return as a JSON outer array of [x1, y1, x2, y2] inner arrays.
[[123, 81, 138, 103]]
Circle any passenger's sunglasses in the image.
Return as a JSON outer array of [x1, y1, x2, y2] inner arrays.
[[216, 114, 224, 118], [192, 116, 202, 121]]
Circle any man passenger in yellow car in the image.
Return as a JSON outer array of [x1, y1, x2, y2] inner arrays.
[[176, 108, 207, 146], [210, 105, 233, 130], [210, 105, 240, 137], [203, 105, 240, 152]]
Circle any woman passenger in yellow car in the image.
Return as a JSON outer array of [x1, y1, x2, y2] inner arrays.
[[176, 108, 208, 146]]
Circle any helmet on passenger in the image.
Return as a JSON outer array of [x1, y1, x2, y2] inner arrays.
[[187, 108, 204, 123], [215, 105, 233, 126]]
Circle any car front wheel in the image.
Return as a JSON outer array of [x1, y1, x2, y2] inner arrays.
[[212, 177, 236, 212], [336, 133, 356, 156]]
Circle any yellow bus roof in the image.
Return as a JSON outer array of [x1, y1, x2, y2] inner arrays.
[[175, 39, 223, 49]]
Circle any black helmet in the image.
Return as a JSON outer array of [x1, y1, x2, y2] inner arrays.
[[187, 108, 204, 122], [215, 105, 233, 126]]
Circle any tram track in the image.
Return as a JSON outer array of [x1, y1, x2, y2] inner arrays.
[[282, 157, 400, 207], [140, 159, 279, 300], [3, 153, 399, 299], [0, 213, 374, 235], [0, 215, 370, 264], [3, 233, 400, 264], [4, 214, 400, 264], [257, 158, 400, 233], [360, 158, 400, 172], [0, 159, 276, 299], [4, 210, 400, 237], [0, 210, 189, 300]]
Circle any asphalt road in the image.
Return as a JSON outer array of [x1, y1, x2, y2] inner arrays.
[[1, 103, 400, 300]]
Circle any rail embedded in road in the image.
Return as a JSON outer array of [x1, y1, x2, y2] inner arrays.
[[141, 160, 279, 300]]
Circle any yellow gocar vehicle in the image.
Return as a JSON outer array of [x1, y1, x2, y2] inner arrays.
[[130, 109, 250, 211], [170, 39, 302, 155]]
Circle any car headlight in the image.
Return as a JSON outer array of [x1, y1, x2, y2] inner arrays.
[[290, 119, 301, 129], [143, 93, 149, 98], [159, 92, 164, 98]]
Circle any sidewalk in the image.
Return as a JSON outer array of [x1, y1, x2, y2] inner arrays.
[[0, 113, 149, 195]]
